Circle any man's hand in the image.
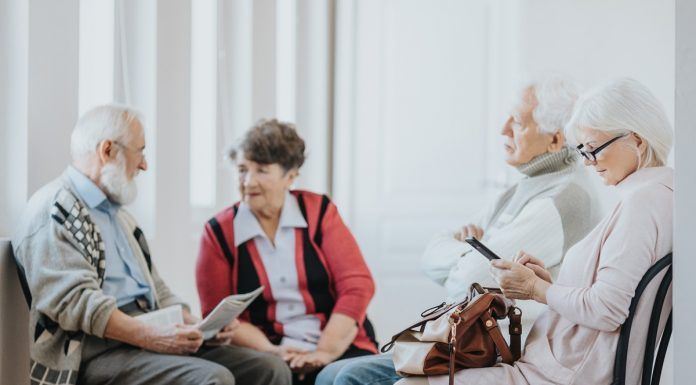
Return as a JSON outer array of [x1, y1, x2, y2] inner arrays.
[[139, 323, 204, 355], [205, 319, 241, 347], [454, 224, 484, 242]]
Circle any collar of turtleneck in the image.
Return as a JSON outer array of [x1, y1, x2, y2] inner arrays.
[[515, 146, 578, 178]]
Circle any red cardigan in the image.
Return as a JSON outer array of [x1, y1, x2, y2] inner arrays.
[[196, 190, 378, 353]]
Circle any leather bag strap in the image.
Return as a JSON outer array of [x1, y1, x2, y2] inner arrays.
[[449, 344, 456, 385], [508, 306, 522, 360], [480, 312, 515, 364]]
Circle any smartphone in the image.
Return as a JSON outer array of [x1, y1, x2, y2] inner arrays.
[[464, 237, 501, 261]]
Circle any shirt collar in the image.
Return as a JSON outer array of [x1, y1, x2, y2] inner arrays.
[[233, 191, 308, 247], [66, 166, 111, 210]]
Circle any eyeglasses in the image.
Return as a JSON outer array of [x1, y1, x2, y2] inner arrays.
[[575, 133, 628, 162]]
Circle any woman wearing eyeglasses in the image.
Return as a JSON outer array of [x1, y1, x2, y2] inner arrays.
[[397, 78, 673, 385]]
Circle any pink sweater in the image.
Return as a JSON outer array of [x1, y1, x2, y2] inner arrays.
[[422, 166, 673, 385]]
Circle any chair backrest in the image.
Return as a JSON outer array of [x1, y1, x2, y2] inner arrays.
[[612, 253, 672, 385], [0, 239, 30, 384]]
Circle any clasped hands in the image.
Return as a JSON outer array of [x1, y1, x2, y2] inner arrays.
[[489, 251, 553, 304], [266, 345, 336, 379]]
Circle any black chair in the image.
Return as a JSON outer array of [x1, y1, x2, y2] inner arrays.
[[612, 253, 672, 385]]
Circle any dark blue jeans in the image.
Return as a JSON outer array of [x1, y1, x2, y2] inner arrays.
[[315, 353, 401, 385]]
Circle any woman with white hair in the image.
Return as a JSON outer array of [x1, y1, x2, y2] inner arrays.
[[396, 78, 673, 385]]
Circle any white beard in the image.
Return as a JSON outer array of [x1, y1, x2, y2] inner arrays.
[[101, 154, 138, 205]]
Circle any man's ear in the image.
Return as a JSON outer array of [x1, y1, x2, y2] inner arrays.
[[97, 140, 114, 165], [548, 130, 565, 152]]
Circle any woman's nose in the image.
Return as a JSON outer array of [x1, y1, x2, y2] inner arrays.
[[242, 172, 254, 186]]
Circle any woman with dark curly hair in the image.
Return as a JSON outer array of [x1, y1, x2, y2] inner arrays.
[[195, 119, 378, 385]]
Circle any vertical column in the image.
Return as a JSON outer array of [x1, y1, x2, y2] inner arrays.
[[331, 0, 357, 222], [275, 0, 297, 123], [296, 0, 333, 193], [0, 0, 28, 237], [26, 0, 80, 195], [674, 0, 696, 383], [0, 3, 30, 383], [154, 0, 196, 305], [189, 0, 218, 208], [252, 0, 277, 121], [218, 0, 254, 204], [116, 0, 158, 235], [78, 0, 115, 115]]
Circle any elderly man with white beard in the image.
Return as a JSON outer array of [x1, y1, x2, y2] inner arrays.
[[12, 105, 292, 385]]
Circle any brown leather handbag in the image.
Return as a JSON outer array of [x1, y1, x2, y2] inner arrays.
[[381, 284, 522, 385]]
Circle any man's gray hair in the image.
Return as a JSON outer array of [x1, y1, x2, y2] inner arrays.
[[526, 74, 581, 134], [70, 104, 143, 160], [566, 77, 673, 168]]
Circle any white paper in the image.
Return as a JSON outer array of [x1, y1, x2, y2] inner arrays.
[[134, 304, 183, 327], [199, 286, 264, 340]]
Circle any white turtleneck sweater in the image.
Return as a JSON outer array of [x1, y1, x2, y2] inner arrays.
[[421, 147, 602, 342]]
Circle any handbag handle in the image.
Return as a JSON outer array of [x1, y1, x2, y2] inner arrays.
[[469, 283, 503, 297], [381, 300, 466, 353], [421, 302, 448, 317]]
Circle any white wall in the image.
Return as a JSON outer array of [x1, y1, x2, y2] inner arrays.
[[674, 0, 696, 382], [519, 0, 674, 123]]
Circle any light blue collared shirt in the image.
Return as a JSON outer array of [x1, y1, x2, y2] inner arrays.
[[66, 166, 153, 307], [234, 192, 322, 349]]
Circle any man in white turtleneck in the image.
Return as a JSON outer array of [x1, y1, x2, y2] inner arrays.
[[420, 76, 603, 341], [314, 75, 604, 385]]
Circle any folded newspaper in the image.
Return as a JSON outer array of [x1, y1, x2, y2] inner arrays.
[[198, 286, 265, 339], [135, 286, 264, 340]]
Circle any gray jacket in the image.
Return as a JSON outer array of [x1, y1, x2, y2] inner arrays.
[[12, 170, 186, 384]]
